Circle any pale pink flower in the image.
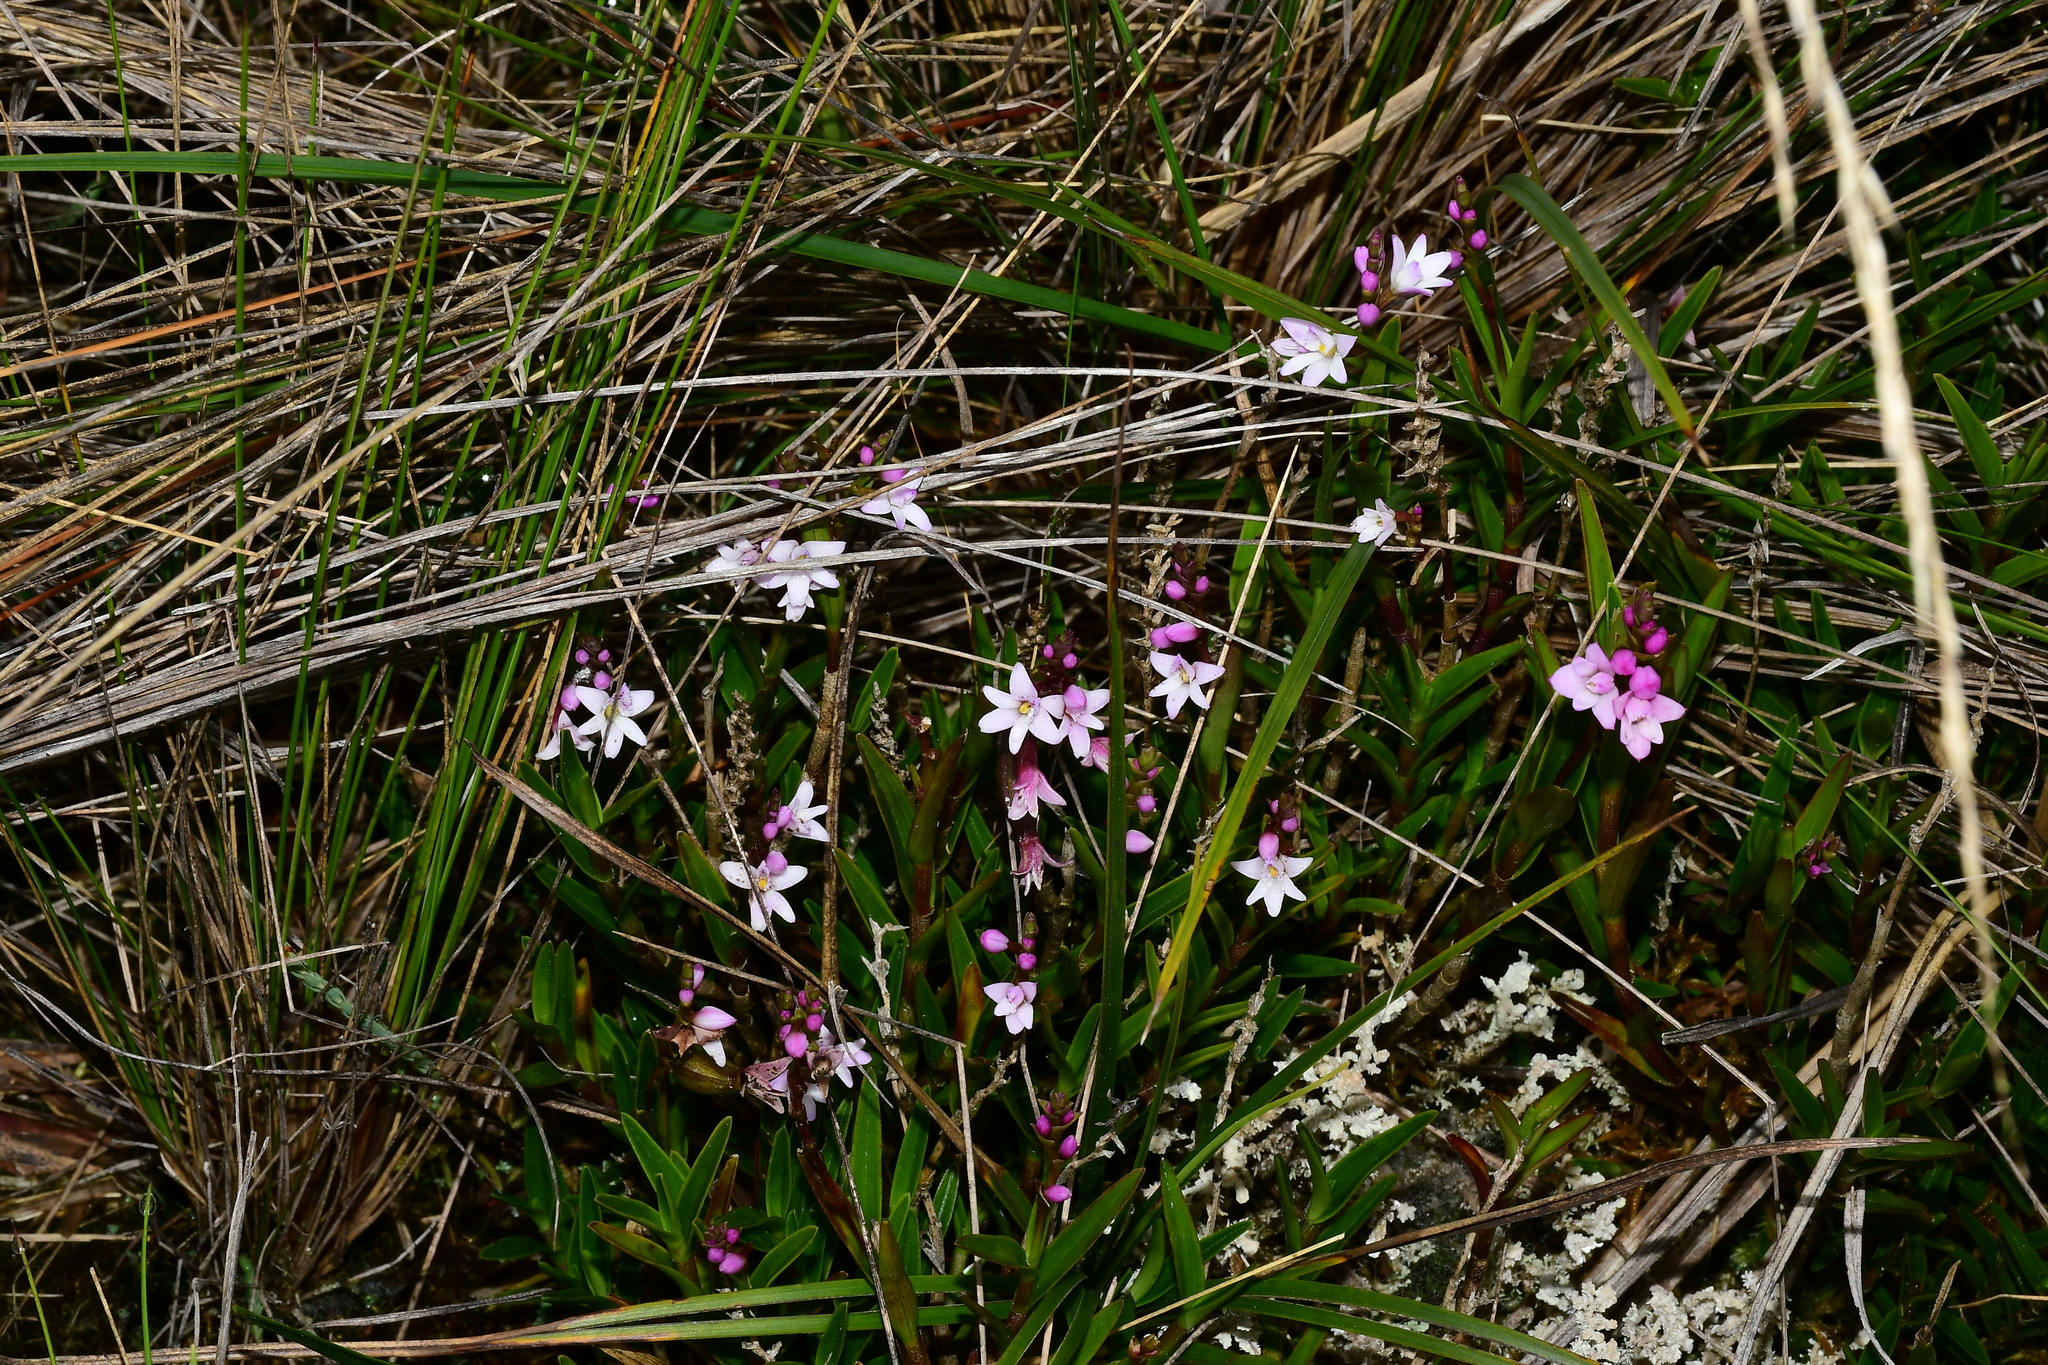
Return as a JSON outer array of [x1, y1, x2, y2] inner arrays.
[[719, 851, 808, 930], [1615, 666, 1685, 761], [1272, 317, 1355, 388], [978, 663, 1068, 753], [1015, 832, 1069, 894], [572, 683, 656, 758], [1388, 234, 1457, 296], [1081, 735, 1111, 771], [674, 1006, 738, 1068], [536, 689, 594, 760], [1350, 498, 1399, 547], [861, 472, 933, 534], [756, 540, 845, 622], [1230, 831, 1313, 917], [1547, 645, 1624, 730], [771, 778, 830, 842], [1148, 652, 1226, 719], [743, 1057, 793, 1113], [984, 981, 1039, 1034]]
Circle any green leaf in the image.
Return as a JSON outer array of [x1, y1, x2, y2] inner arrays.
[[748, 1224, 818, 1289], [1245, 1284, 1602, 1365], [619, 1113, 686, 1220], [589, 1220, 683, 1274], [1790, 754, 1852, 851], [1935, 374, 2007, 491], [835, 847, 902, 927], [858, 735, 917, 881], [957, 1233, 1031, 1267], [1660, 267, 1720, 356], [1578, 480, 1615, 636], [853, 1077, 884, 1219], [674, 1117, 732, 1232], [1150, 543, 1372, 1023], [1039, 1172, 1142, 1289], [238, 1313, 396, 1365], [1163, 1168, 1204, 1305], [1498, 174, 1695, 435]]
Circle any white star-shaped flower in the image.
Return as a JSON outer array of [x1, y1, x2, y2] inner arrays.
[[976, 663, 1068, 753], [1148, 652, 1226, 719], [1272, 317, 1355, 388], [704, 538, 760, 577], [1389, 234, 1456, 297], [572, 683, 656, 758], [536, 695, 595, 760], [719, 852, 807, 930], [1350, 498, 1399, 547], [1230, 832, 1312, 917]]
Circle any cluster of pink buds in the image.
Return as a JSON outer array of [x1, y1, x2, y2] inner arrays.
[[1124, 747, 1165, 854], [1622, 590, 1671, 656], [608, 478, 661, 511], [1352, 181, 1485, 327], [981, 920, 1041, 1034], [1035, 1094, 1080, 1203], [1802, 833, 1844, 880], [704, 1225, 747, 1277], [1445, 179, 1488, 252]]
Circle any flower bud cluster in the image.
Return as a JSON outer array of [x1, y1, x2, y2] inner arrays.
[[1035, 1092, 1081, 1203], [1147, 549, 1227, 720], [1623, 589, 1671, 657], [704, 1225, 747, 1277]]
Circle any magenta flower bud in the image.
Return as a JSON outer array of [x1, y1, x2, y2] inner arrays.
[[1281, 817, 1299, 833], [1358, 302, 1382, 328], [1447, 199, 1461, 219], [763, 820, 781, 840], [1063, 1109, 1076, 1124], [1062, 652, 1079, 670], [692, 964, 706, 988], [678, 988, 694, 1005], [1044, 1184, 1072, 1203], [561, 686, 579, 709], [1609, 649, 1638, 676], [1644, 627, 1669, 655], [881, 467, 907, 484], [765, 478, 782, 489], [1464, 209, 1478, 225], [1469, 229, 1487, 249], [1021, 936, 1035, 950], [783, 1032, 810, 1058], [805, 1014, 822, 1032], [1359, 270, 1380, 293], [1044, 643, 1056, 659], [1167, 620, 1200, 644], [981, 928, 1011, 953], [574, 649, 590, 665], [1149, 627, 1174, 650], [1035, 1115, 1053, 1137], [764, 850, 789, 875], [777, 1023, 792, 1039], [592, 671, 612, 691], [1354, 244, 1372, 274], [1194, 576, 1211, 595], [1165, 579, 1187, 600], [598, 649, 611, 664], [1017, 952, 1039, 971], [1629, 666, 1662, 699], [1624, 605, 1637, 628], [1058, 1134, 1080, 1158], [1445, 250, 1463, 269], [726, 1228, 742, 1245], [1125, 830, 1154, 854], [780, 1009, 792, 1020], [721, 1252, 747, 1274], [1136, 793, 1157, 814], [859, 444, 876, 465], [1064, 684, 1088, 710]]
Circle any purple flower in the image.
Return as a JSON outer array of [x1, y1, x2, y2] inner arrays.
[[1148, 652, 1226, 718], [1058, 682, 1111, 759], [1008, 756, 1068, 823], [719, 852, 808, 930]]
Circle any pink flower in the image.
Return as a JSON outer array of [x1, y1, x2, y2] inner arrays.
[[1008, 756, 1068, 822], [1548, 645, 1624, 730], [1272, 318, 1355, 388], [718, 851, 808, 930], [861, 471, 933, 533], [985, 980, 1039, 1034], [1388, 234, 1457, 296], [1230, 830, 1312, 917], [1058, 682, 1111, 759], [536, 691, 595, 760], [1616, 666, 1685, 760], [677, 1006, 738, 1067], [1082, 735, 1111, 772], [1016, 833, 1069, 894]]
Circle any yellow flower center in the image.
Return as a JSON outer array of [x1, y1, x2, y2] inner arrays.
[[1017, 697, 1034, 714]]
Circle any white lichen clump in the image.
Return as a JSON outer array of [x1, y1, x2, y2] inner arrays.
[[1441, 953, 1589, 1062]]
